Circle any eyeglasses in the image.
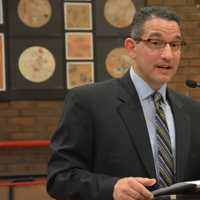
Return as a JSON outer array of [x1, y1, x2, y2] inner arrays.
[[135, 38, 186, 51]]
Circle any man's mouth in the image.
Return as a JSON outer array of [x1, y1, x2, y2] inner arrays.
[[156, 65, 172, 69]]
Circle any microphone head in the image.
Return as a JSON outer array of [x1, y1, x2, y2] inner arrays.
[[185, 80, 197, 88]]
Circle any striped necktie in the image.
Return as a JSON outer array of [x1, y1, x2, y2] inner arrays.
[[153, 92, 174, 187]]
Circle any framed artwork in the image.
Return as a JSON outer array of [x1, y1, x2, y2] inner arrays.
[[104, 0, 136, 28], [105, 47, 133, 78], [1, 0, 146, 99], [0, 0, 3, 24], [66, 32, 93, 60], [0, 33, 5, 91], [94, 0, 145, 36], [18, 46, 56, 83], [7, 0, 63, 37], [65, 0, 91, 1], [17, 0, 52, 28], [67, 62, 94, 89], [95, 37, 133, 81], [64, 2, 92, 30], [0, 0, 67, 100], [8, 37, 66, 99]]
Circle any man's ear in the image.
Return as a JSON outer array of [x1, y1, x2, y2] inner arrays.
[[124, 37, 136, 58]]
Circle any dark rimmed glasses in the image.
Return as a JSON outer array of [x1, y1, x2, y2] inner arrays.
[[134, 38, 186, 51]]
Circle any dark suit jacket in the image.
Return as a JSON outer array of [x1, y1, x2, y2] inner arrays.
[[47, 73, 200, 200]]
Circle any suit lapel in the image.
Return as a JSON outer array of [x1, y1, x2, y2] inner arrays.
[[167, 91, 191, 182], [116, 74, 191, 182], [116, 74, 156, 178]]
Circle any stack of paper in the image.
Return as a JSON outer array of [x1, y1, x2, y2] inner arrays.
[[153, 181, 200, 196]]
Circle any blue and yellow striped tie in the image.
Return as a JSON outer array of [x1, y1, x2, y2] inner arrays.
[[153, 92, 174, 187]]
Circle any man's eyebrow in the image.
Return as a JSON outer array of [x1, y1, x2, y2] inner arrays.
[[174, 35, 182, 40], [148, 33, 182, 40], [148, 33, 162, 37]]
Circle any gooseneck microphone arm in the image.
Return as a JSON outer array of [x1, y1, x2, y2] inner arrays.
[[185, 80, 200, 88]]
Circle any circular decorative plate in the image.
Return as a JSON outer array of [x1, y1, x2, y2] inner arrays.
[[18, 46, 56, 83], [17, 0, 52, 28], [104, 0, 136, 28], [105, 47, 134, 78]]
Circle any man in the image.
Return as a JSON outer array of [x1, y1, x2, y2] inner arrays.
[[47, 6, 200, 200]]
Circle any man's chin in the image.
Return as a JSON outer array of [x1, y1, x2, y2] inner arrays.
[[157, 74, 174, 84], [153, 77, 171, 88]]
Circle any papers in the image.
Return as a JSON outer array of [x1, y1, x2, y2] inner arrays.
[[153, 181, 200, 196], [186, 181, 200, 188]]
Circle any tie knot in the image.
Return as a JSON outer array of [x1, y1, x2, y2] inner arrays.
[[152, 92, 163, 105]]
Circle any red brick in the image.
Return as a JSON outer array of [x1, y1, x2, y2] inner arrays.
[[171, 74, 187, 82], [190, 59, 200, 66], [20, 109, 61, 117], [163, 0, 187, 5], [0, 102, 9, 109], [36, 101, 63, 109], [2, 125, 22, 134], [47, 125, 57, 135], [186, 0, 196, 5], [173, 6, 199, 13], [0, 109, 19, 117], [10, 101, 37, 109], [168, 82, 189, 96], [9, 117, 35, 127], [182, 44, 200, 59], [188, 66, 200, 74], [147, 0, 164, 5], [179, 60, 190, 68], [181, 12, 200, 20], [190, 89, 200, 99]]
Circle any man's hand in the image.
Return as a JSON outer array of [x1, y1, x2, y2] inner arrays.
[[113, 177, 156, 200]]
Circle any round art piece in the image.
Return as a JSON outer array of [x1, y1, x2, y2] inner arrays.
[[17, 0, 52, 28], [105, 48, 134, 78], [104, 0, 136, 28], [18, 46, 56, 83]]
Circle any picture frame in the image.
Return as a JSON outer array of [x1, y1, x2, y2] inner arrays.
[[95, 37, 129, 81], [94, 0, 145, 36], [0, 33, 5, 91], [0, 0, 3, 24], [66, 61, 94, 89], [8, 37, 66, 100], [64, 2, 92, 30], [66, 32, 94, 60], [7, 0, 63, 37]]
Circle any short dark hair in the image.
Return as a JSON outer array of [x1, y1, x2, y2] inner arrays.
[[130, 6, 181, 39]]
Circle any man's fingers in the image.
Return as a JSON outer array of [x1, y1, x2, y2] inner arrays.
[[113, 177, 155, 200], [121, 190, 144, 200], [113, 178, 143, 200], [127, 177, 155, 199], [135, 177, 156, 186], [124, 186, 145, 200]]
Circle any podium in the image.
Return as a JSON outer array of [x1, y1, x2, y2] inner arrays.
[[154, 194, 200, 200]]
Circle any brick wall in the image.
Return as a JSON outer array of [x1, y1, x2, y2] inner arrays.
[[0, 101, 63, 176], [0, 0, 199, 176]]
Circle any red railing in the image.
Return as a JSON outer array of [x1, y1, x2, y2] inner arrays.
[[0, 140, 50, 149], [0, 179, 46, 187], [0, 140, 50, 199]]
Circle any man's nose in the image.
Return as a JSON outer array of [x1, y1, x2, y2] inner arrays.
[[160, 44, 174, 60]]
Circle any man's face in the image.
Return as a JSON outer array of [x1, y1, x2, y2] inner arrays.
[[125, 18, 182, 90]]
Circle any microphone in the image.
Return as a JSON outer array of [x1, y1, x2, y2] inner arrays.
[[185, 80, 200, 88]]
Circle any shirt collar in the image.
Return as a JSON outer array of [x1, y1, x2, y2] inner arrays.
[[129, 67, 167, 102]]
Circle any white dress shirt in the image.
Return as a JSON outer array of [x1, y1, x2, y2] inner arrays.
[[129, 67, 176, 177]]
